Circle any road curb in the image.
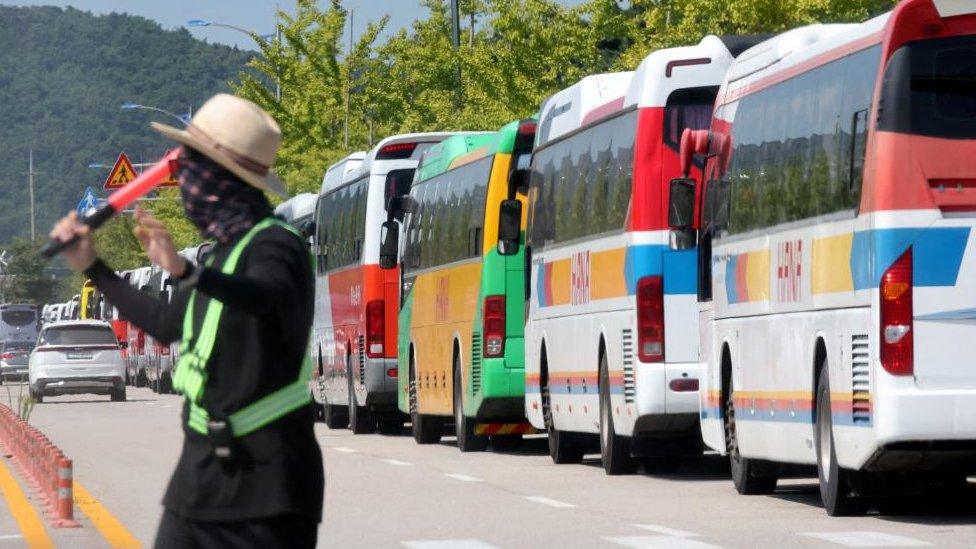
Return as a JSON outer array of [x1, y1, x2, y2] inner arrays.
[[0, 403, 78, 527]]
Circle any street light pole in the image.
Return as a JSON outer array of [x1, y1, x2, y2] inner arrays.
[[120, 103, 190, 125], [28, 149, 36, 241], [187, 18, 281, 102]]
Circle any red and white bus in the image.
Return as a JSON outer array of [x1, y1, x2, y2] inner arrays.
[[669, 0, 976, 514], [524, 36, 761, 474], [312, 134, 459, 433]]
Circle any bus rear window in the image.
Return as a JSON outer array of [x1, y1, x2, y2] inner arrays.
[[2, 310, 36, 326], [881, 34, 976, 139], [40, 326, 117, 346]]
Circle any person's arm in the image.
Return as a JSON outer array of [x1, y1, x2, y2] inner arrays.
[[84, 260, 186, 344], [190, 228, 307, 322]]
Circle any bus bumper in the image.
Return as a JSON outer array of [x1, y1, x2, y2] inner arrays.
[[362, 356, 398, 408], [472, 360, 525, 419], [633, 360, 700, 435], [851, 386, 976, 473]]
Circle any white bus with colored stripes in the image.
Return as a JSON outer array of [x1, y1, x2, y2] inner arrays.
[[523, 36, 757, 474], [668, 0, 976, 514]]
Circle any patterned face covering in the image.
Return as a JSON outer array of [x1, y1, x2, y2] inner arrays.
[[177, 146, 272, 244]]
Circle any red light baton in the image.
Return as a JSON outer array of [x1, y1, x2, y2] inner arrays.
[[40, 148, 180, 259]]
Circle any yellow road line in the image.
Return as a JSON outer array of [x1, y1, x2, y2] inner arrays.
[[73, 481, 141, 548], [0, 456, 54, 549]]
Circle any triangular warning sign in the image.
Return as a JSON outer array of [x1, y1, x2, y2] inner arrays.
[[103, 152, 137, 190], [158, 172, 179, 188]]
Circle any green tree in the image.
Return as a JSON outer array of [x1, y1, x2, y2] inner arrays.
[[0, 5, 254, 246], [2, 238, 67, 305], [617, 0, 896, 68]]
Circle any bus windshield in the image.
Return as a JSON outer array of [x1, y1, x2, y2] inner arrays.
[[882, 34, 976, 139]]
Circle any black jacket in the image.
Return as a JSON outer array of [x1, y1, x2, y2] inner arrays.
[[85, 223, 323, 522]]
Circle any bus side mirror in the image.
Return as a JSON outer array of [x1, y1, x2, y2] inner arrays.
[[379, 220, 399, 270], [668, 178, 697, 230], [497, 199, 522, 256]]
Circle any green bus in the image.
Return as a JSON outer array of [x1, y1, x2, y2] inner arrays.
[[382, 119, 536, 451]]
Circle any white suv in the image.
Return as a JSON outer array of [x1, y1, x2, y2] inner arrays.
[[29, 321, 127, 403]]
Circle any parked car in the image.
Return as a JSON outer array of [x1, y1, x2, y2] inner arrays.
[[29, 321, 127, 403], [0, 341, 33, 383]]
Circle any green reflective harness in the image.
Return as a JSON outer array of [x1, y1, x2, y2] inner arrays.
[[172, 217, 314, 438]]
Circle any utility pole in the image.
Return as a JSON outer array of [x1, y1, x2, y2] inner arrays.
[[450, 0, 461, 110], [345, 9, 353, 149], [275, 3, 282, 101], [28, 149, 36, 241]]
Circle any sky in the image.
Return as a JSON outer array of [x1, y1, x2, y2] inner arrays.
[[1, 0, 589, 50]]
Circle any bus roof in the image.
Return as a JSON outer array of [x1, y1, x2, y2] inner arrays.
[[415, 131, 496, 182], [321, 152, 366, 195], [724, 16, 889, 97], [537, 35, 750, 147], [537, 71, 633, 146], [343, 132, 463, 185], [274, 192, 317, 222]]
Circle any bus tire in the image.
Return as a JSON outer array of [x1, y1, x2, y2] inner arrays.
[[542, 363, 584, 464], [725, 377, 777, 494], [815, 359, 867, 516], [323, 401, 348, 429], [454, 354, 487, 452], [410, 357, 442, 444], [160, 373, 173, 395], [348, 357, 375, 434], [599, 351, 636, 475]]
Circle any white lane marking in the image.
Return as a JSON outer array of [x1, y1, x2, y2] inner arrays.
[[633, 525, 698, 537], [798, 532, 932, 547], [402, 540, 498, 549], [605, 536, 721, 549], [331, 447, 357, 453], [161, 405, 173, 409], [382, 459, 412, 466], [444, 473, 481, 482], [524, 496, 575, 508], [0, 534, 25, 540]]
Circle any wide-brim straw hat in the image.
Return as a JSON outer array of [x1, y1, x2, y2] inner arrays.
[[152, 93, 289, 198]]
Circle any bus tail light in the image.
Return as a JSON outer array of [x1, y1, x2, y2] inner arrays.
[[637, 276, 665, 363], [880, 249, 913, 376], [483, 295, 506, 358], [366, 300, 385, 358]]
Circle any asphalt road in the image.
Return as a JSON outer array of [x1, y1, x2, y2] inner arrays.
[[9, 386, 976, 548]]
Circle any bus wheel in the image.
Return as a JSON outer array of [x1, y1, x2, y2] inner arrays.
[[323, 400, 348, 429], [815, 359, 867, 516], [348, 358, 375, 434], [454, 354, 487, 452], [726, 381, 777, 494], [160, 373, 173, 395], [410, 358, 442, 444], [599, 352, 636, 475], [543, 371, 583, 464]]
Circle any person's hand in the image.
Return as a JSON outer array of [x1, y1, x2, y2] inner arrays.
[[133, 208, 188, 277], [49, 212, 97, 272]]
